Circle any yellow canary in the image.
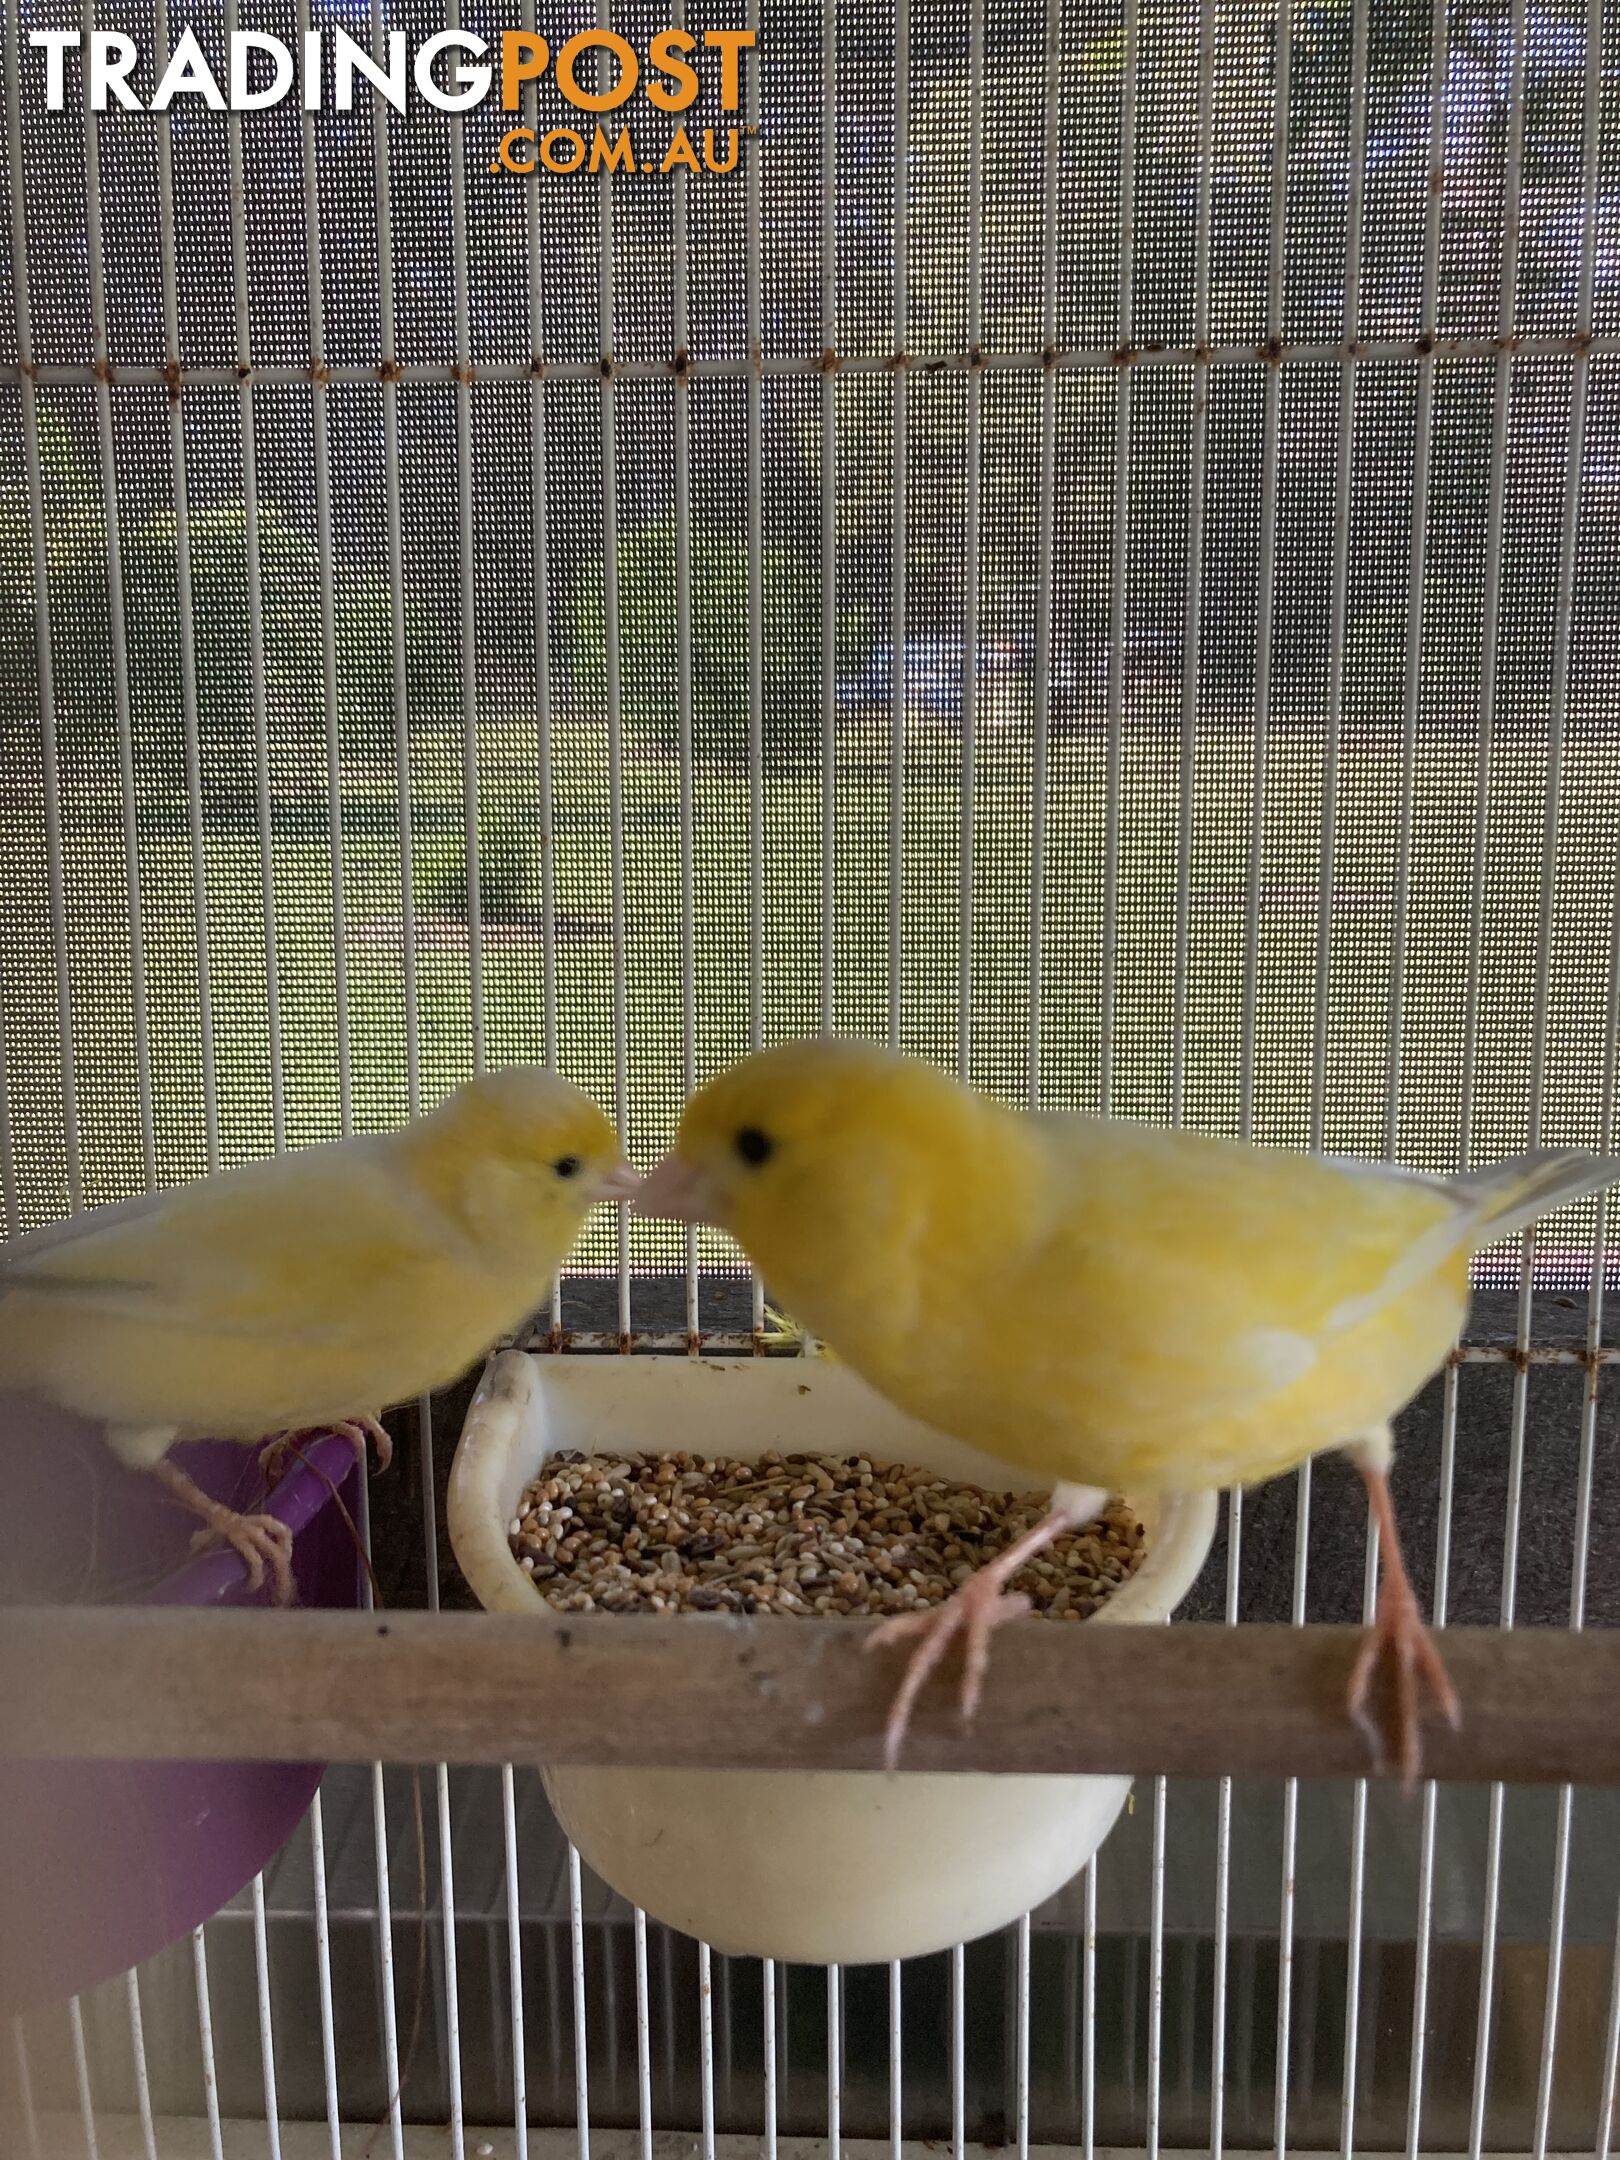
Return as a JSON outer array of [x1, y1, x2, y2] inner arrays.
[[1, 1066, 635, 1601], [638, 1038, 1619, 1781]]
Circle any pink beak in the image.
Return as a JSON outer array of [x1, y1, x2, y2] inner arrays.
[[634, 1152, 723, 1225], [591, 1159, 643, 1203]]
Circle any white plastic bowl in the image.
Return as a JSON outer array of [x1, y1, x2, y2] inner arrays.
[[448, 1348, 1216, 1967]]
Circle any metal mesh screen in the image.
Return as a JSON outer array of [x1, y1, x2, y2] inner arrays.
[[5, 0, 1619, 1288], [5, 0, 1620, 2154]]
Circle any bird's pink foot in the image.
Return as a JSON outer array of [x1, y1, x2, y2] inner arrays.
[[150, 1456, 296, 1604], [866, 1574, 1033, 1771], [1346, 1570, 1460, 1790], [186, 1505, 296, 1604], [1345, 1456, 1461, 1791]]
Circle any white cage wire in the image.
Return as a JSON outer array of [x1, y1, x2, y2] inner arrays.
[[3, 0, 1620, 2151]]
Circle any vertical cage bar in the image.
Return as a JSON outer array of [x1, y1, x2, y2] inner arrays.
[[950, 1942, 965, 2160], [296, 0, 349, 1126], [956, 0, 986, 1077], [1098, 0, 1139, 1107], [699, 1942, 716, 2160], [1405, 1, 1522, 2118], [67, 1998, 99, 2160], [743, 0, 768, 1330], [745, 0, 765, 1327], [1153, 0, 1205, 1920], [370, 0, 419, 1122], [1312, 0, 1368, 1146], [356, 1462, 404, 2160], [502, 1766, 530, 2160], [307, 1794, 343, 2160], [1532, 8, 1606, 2140], [1589, 475, 1620, 2160], [1457, 0, 1529, 1180], [1323, 17, 1369, 2144], [1168, 0, 1216, 1130], [79, 0, 155, 1185], [632, 1908, 652, 2160], [762, 1958, 778, 2160], [1256, 24, 1295, 2152], [596, 0, 631, 1336], [8, 2019, 41, 2160], [568, 1845, 590, 2160], [1538, 1654, 1582, 2146], [1383, 0, 1449, 1163], [1341, 1513, 1379, 2160], [250, 1872, 283, 2160], [521, 0, 556, 1088], [1081, 1852, 1096, 2160], [827, 1964, 842, 2159], [672, 0, 698, 1333], [150, 0, 220, 1171], [818, 0, 837, 1034], [1157, 4, 1209, 2090], [122, 1974, 157, 2160], [447, 0, 483, 1076], [888, 0, 908, 1050], [223, 0, 288, 1200], [1239, 0, 1289, 1140], [419, 1399, 465, 2159], [888, 1961, 903, 2160], [192, 1927, 225, 2160], [1474, 19, 1587, 2118], [1407, 1364, 1460, 2157], [4, 0, 81, 1208], [1026, 0, 1061, 1104], [1210, 1487, 1241, 2160], [1277, 1466, 1310, 2160], [1147, 1769, 1168, 2160], [1407, 126, 1482, 2095], [518, 0, 561, 1330], [1015, 1912, 1032, 2160]]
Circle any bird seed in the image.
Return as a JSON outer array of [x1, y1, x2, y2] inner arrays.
[[506, 1449, 1146, 1619]]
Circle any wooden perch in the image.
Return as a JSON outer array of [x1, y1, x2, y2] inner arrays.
[[1, 1606, 1617, 1783]]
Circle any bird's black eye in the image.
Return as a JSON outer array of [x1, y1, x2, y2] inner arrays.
[[553, 1155, 582, 1180], [735, 1127, 773, 1167]]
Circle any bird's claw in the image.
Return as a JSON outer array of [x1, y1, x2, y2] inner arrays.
[[1346, 1583, 1460, 1792], [190, 1508, 296, 1606], [260, 1416, 392, 1487], [335, 1415, 393, 1474], [258, 1432, 299, 1487], [867, 1580, 1033, 1771]]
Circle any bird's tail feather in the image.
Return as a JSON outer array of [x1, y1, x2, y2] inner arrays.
[[1452, 1148, 1620, 1240]]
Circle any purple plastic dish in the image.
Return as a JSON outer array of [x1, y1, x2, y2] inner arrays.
[[0, 1396, 365, 2018]]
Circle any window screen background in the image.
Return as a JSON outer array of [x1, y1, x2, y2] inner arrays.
[[2, 6, 1617, 1285]]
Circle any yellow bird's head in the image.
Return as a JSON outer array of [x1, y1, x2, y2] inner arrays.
[[412, 1066, 637, 1255], [636, 1040, 1041, 1321]]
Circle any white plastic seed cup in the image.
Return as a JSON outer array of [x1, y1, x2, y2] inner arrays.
[[449, 1348, 1217, 1966]]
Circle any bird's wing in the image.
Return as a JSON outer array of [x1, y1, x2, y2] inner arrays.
[[1, 1182, 182, 1266], [0, 1142, 454, 1343], [1026, 1120, 1477, 1425]]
